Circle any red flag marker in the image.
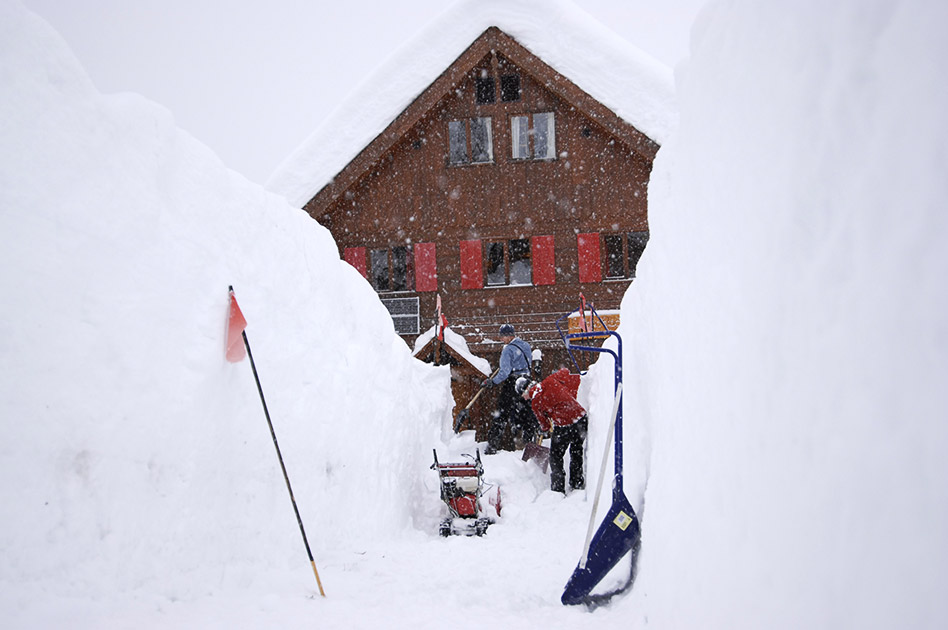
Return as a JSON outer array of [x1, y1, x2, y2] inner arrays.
[[226, 289, 247, 362], [226, 286, 326, 596], [436, 294, 445, 341]]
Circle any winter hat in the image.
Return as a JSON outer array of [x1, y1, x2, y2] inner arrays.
[[515, 376, 535, 396], [499, 323, 515, 335]]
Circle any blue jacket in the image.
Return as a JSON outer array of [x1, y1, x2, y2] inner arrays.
[[491, 337, 532, 384]]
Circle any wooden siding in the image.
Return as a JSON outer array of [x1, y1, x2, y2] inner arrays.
[[303, 27, 656, 374]]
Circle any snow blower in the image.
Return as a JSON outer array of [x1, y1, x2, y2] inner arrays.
[[431, 449, 498, 537]]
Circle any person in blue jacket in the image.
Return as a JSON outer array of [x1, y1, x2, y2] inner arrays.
[[482, 324, 535, 453]]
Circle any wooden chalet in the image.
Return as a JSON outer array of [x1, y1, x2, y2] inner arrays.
[[270, 15, 671, 377]]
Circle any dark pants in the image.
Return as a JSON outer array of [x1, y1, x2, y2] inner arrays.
[[487, 376, 535, 451], [550, 416, 587, 493]]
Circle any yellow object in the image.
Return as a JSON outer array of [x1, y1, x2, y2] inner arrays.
[[312, 560, 326, 597], [568, 311, 620, 336], [613, 511, 634, 531]]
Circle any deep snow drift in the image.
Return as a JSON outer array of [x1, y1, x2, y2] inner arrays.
[[2, 0, 948, 628], [620, 1, 948, 627], [0, 0, 454, 618]]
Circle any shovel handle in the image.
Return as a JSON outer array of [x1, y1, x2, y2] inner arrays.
[[453, 369, 500, 433], [580, 383, 623, 569], [466, 368, 500, 409]]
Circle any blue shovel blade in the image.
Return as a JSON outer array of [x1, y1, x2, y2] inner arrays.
[[561, 493, 641, 605]]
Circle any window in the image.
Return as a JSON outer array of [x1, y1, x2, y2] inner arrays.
[[628, 231, 650, 278], [475, 76, 495, 104], [534, 112, 556, 159], [461, 237, 553, 289], [511, 115, 530, 160], [369, 246, 414, 292], [587, 231, 651, 281], [486, 242, 506, 286], [509, 239, 532, 285], [391, 245, 410, 291], [380, 297, 420, 335], [447, 117, 493, 165], [604, 234, 625, 279], [471, 117, 493, 163], [484, 239, 531, 286], [500, 74, 521, 101], [448, 121, 467, 164], [370, 249, 389, 291], [510, 112, 556, 160]]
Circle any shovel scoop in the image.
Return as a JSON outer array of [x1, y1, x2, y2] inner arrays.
[[561, 490, 640, 604], [521, 438, 550, 472]]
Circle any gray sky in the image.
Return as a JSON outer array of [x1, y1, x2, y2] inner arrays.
[[22, 0, 705, 185]]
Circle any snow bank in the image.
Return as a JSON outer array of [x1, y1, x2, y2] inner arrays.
[[5, 0, 948, 627], [0, 0, 452, 608], [618, 1, 948, 627]]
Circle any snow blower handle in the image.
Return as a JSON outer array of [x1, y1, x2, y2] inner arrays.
[[453, 368, 500, 432]]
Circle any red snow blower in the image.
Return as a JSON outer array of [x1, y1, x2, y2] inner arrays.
[[431, 449, 499, 537]]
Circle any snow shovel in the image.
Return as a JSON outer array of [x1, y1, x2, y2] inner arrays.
[[453, 368, 499, 432], [522, 433, 550, 472], [560, 334, 641, 605]]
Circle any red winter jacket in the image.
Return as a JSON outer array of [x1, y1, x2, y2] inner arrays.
[[528, 368, 586, 432]]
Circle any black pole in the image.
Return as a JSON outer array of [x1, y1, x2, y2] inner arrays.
[[235, 291, 325, 597]]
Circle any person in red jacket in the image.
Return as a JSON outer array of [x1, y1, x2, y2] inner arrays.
[[516, 368, 588, 494]]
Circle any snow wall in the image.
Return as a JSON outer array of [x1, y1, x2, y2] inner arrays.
[[0, 1, 453, 601], [616, 1, 948, 628]]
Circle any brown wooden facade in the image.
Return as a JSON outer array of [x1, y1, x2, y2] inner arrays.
[[301, 27, 659, 374]]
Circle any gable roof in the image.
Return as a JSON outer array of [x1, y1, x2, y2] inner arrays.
[[266, 0, 676, 209]]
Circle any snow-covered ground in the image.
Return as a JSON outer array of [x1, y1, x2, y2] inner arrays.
[[2, 0, 947, 628]]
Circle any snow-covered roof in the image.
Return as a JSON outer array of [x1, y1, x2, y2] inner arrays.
[[266, 0, 676, 208], [413, 326, 492, 376]]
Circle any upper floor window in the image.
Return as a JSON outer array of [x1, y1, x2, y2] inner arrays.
[[448, 117, 494, 165], [475, 75, 495, 104], [500, 74, 521, 101], [474, 71, 519, 104], [510, 112, 556, 160]]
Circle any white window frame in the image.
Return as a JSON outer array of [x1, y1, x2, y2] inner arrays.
[[509, 112, 556, 160]]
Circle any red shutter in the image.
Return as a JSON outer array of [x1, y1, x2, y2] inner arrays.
[[343, 247, 367, 278], [532, 235, 555, 285], [414, 242, 437, 292], [459, 240, 483, 290], [577, 233, 601, 283]]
